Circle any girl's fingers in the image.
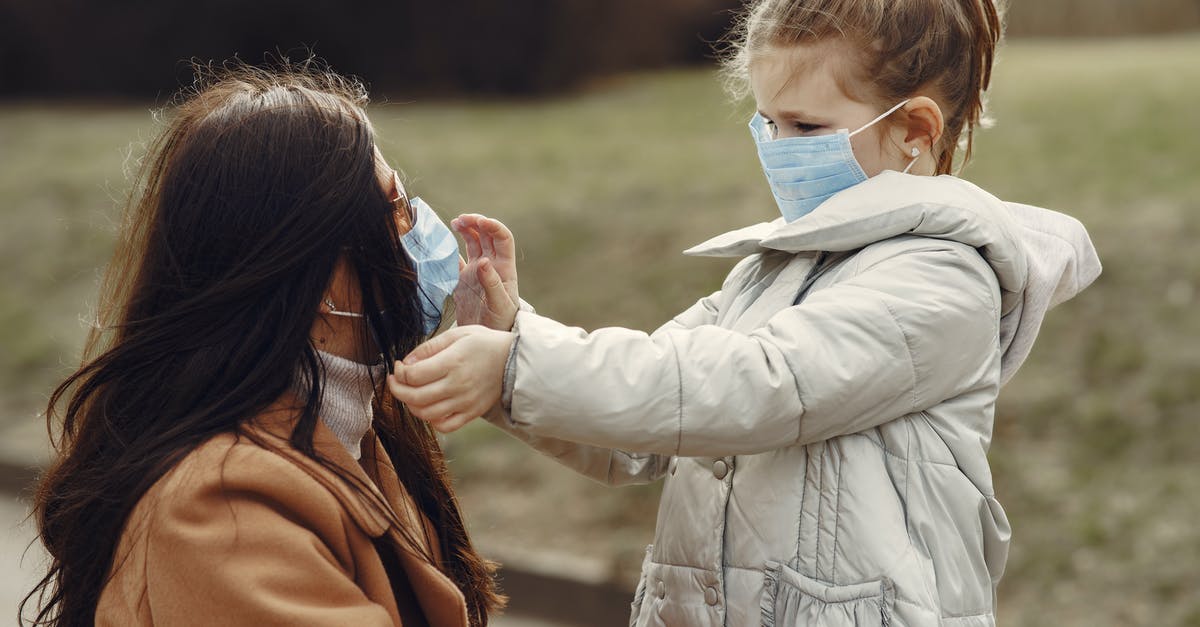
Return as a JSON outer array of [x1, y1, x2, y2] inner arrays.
[[478, 260, 514, 312], [481, 218, 515, 255], [393, 356, 454, 389], [400, 327, 467, 366], [460, 215, 510, 258], [386, 375, 452, 410], [478, 225, 496, 258], [462, 226, 483, 261], [453, 216, 484, 260], [450, 215, 475, 234], [430, 412, 476, 434], [386, 375, 422, 407], [455, 213, 487, 227], [411, 398, 466, 425]]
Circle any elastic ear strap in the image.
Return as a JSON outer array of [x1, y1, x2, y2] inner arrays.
[[323, 297, 366, 318], [849, 99, 911, 138], [324, 310, 365, 318]]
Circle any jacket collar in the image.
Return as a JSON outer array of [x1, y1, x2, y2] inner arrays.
[[683, 172, 1029, 314], [683, 171, 1104, 387]]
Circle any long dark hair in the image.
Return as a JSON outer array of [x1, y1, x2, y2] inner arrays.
[[22, 61, 503, 626]]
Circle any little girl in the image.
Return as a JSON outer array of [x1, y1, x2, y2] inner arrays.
[[391, 1, 1101, 625]]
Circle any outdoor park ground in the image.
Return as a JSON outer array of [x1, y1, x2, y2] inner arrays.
[[1, 35, 1198, 626]]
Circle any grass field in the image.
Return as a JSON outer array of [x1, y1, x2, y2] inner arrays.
[[2, 35, 1198, 625]]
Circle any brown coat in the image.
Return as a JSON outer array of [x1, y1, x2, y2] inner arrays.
[[95, 402, 469, 627]]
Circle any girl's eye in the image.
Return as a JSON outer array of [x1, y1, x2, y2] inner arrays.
[[762, 117, 822, 138], [763, 118, 779, 137]]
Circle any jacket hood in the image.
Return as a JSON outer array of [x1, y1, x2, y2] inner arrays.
[[685, 172, 1102, 384]]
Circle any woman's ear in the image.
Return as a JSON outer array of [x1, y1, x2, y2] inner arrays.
[[323, 257, 361, 313], [899, 96, 945, 158]]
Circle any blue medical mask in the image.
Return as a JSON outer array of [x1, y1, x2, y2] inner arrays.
[[401, 197, 460, 335], [323, 196, 459, 339], [750, 100, 917, 222]]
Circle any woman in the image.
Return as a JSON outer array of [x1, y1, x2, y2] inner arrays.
[[23, 63, 503, 626]]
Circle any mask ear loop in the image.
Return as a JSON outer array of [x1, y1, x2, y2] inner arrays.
[[846, 100, 923, 174], [848, 99, 911, 138], [322, 297, 366, 318], [322, 297, 395, 371]]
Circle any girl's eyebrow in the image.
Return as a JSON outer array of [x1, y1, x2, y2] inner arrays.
[[766, 108, 826, 123]]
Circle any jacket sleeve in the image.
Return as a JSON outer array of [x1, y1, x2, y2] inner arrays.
[[504, 242, 999, 457], [142, 449, 395, 626], [481, 291, 721, 485]]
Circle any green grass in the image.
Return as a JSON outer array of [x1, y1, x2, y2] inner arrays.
[[2, 34, 1198, 626]]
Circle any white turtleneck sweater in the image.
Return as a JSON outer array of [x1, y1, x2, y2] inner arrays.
[[294, 351, 386, 460]]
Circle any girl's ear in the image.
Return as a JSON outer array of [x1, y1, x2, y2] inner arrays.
[[900, 96, 945, 158]]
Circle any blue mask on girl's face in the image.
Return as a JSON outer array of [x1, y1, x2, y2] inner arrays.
[[750, 100, 915, 222], [401, 197, 460, 335]]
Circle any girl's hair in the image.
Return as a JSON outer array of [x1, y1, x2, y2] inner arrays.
[[22, 60, 503, 626], [723, 0, 1005, 174]]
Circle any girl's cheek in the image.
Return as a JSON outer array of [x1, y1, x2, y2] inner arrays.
[[851, 144, 884, 177]]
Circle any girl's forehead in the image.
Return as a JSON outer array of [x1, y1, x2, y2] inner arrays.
[[749, 42, 870, 114]]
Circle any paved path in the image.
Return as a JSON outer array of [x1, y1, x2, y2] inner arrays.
[[2, 495, 45, 624], [1, 496, 561, 626]]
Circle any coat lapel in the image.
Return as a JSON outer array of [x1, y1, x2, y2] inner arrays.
[[249, 405, 468, 627], [359, 432, 469, 627]]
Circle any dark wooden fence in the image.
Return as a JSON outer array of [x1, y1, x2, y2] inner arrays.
[[0, 0, 1196, 99], [0, 0, 738, 98]]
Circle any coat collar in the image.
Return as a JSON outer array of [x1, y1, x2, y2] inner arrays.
[[249, 400, 469, 627]]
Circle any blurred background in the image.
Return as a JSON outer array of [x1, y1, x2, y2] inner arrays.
[[1, 0, 1198, 625]]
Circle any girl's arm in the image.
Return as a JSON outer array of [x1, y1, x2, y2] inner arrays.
[[443, 213, 719, 485], [474, 292, 721, 486], [393, 240, 998, 458]]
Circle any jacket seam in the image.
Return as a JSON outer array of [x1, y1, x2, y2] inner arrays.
[[878, 297, 920, 412], [672, 336, 684, 456], [831, 448, 843, 580], [859, 430, 964, 469], [870, 435, 998, 496], [787, 253, 825, 447], [857, 242, 998, 318], [794, 446, 809, 567], [814, 444, 825, 579], [645, 560, 730, 572], [939, 607, 996, 619], [903, 420, 914, 545]]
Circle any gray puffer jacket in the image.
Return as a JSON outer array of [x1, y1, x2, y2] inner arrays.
[[485, 173, 1101, 626]]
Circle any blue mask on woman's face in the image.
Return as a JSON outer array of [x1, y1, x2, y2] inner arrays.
[[750, 100, 915, 222], [401, 197, 460, 335]]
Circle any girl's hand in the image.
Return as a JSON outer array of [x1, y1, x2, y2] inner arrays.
[[452, 214, 519, 330], [387, 325, 515, 433]]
